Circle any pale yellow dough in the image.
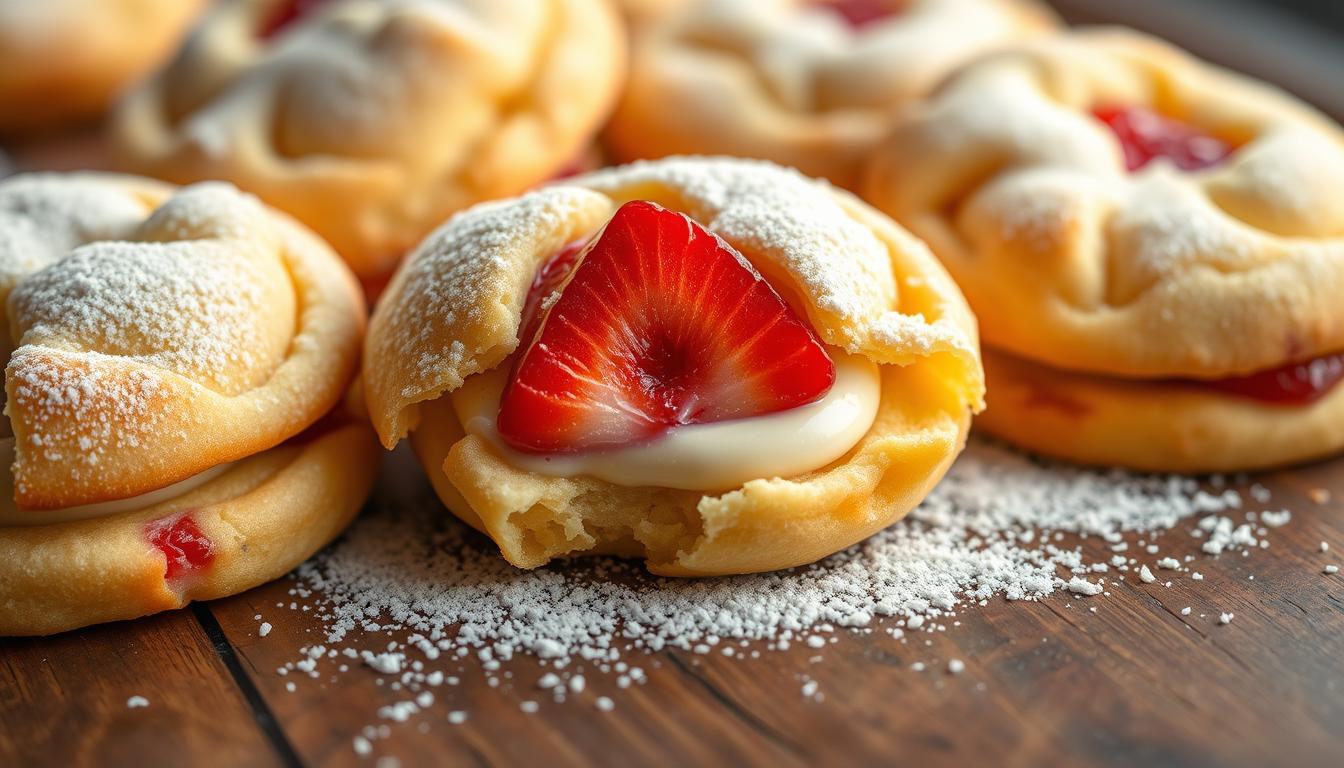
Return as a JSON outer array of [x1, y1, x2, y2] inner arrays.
[[0, 420, 378, 637], [366, 157, 984, 576], [0, 0, 206, 133], [862, 29, 1344, 470], [605, 0, 1056, 189], [0, 173, 375, 635], [863, 29, 1344, 380], [112, 0, 626, 283]]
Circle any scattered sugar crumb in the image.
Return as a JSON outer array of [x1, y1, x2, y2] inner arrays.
[[126, 696, 149, 709], [1219, 613, 1234, 625], [595, 697, 615, 712], [1139, 565, 1156, 584], [1180, 607, 1191, 616], [1325, 565, 1339, 575], [259, 622, 272, 638], [947, 659, 966, 675]]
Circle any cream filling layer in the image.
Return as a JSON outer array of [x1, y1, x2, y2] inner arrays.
[[452, 350, 881, 491], [0, 437, 233, 527]]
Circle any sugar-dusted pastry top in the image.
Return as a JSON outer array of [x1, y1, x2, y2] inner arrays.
[[863, 29, 1344, 379], [605, 0, 1056, 188], [0, 174, 364, 510], [113, 0, 626, 281], [0, 0, 206, 132], [366, 156, 984, 447]]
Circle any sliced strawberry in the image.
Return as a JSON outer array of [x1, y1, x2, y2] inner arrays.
[[1093, 106, 1233, 172], [497, 200, 836, 453], [257, 0, 329, 40], [812, 0, 904, 28]]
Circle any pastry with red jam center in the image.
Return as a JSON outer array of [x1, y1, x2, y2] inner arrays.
[[0, 173, 377, 636], [604, 0, 1057, 189], [863, 30, 1344, 471], [365, 158, 984, 576]]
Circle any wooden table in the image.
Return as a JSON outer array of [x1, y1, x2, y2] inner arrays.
[[3, 2, 1344, 766]]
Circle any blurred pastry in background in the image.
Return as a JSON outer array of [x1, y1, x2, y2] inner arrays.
[[112, 0, 626, 288], [611, 0, 691, 27], [604, 0, 1056, 189], [863, 29, 1344, 472], [0, 0, 207, 135], [0, 173, 376, 636]]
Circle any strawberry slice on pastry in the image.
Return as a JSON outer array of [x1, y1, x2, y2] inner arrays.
[[498, 200, 836, 453]]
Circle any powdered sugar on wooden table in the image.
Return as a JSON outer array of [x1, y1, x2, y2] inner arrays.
[[261, 439, 1301, 757]]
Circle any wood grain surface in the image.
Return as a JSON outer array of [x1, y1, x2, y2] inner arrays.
[[2, 2, 1344, 767]]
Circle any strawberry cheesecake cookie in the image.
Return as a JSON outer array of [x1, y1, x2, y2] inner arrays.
[[604, 0, 1056, 189], [112, 0, 626, 286], [0, 173, 377, 636], [0, 0, 206, 133], [365, 157, 984, 576], [863, 30, 1344, 472]]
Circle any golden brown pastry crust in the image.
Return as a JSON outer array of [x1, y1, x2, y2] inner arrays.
[[605, 0, 1056, 189], [0, 419, 378, 636], [863, 29, 1344, 380], [366, 157, 984, 575], [112, 0, 627, 283], [0, 0, 206, 133], [0, 173, 365, 510], [979, 349, 1344, 473]]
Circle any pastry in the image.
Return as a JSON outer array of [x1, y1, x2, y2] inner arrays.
[[112, 0, 626, 286], [0, 173, 376, 636], [365, 157, 984, 576], [862, 30, 1344, 471], [0, 0, 206, 133], [604, 0, 1056, 189]]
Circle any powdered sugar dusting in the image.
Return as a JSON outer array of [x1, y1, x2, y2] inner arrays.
[[379, 186, 606, 403], [0, 174, 149, 294], [579, 158, 904, 351], [11, 240, 271, 393], [266, 438, 1297, 760], [7, 350, 169, 486]]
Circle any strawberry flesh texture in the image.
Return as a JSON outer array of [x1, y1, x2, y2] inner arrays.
[[1094, 106, 1233, 172], [146, 514, 215, 581], [1201, 352, 1344, 405], [813, 0, 903, 28], [498, 200, 836, 453], [257, 0, 329, 39]]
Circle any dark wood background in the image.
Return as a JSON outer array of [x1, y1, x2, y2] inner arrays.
[[3, 2, 1343, 766]]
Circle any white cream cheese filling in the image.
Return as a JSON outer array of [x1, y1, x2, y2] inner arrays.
[[0, 437, 233, 527], [453, 350, 881, 491]]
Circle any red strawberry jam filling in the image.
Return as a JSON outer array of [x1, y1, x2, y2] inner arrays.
[[812, 0, 904, 28], [1093, 106, 1233, 172], [145, 514, 215, 580], [498, 200, 836, 453], [1199, 352, 1344, 405], [258, 0, 329, 40]]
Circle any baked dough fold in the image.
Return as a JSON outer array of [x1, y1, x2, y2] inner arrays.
[[112, 0, 626, 283], [863, 29, 1344, 379]]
